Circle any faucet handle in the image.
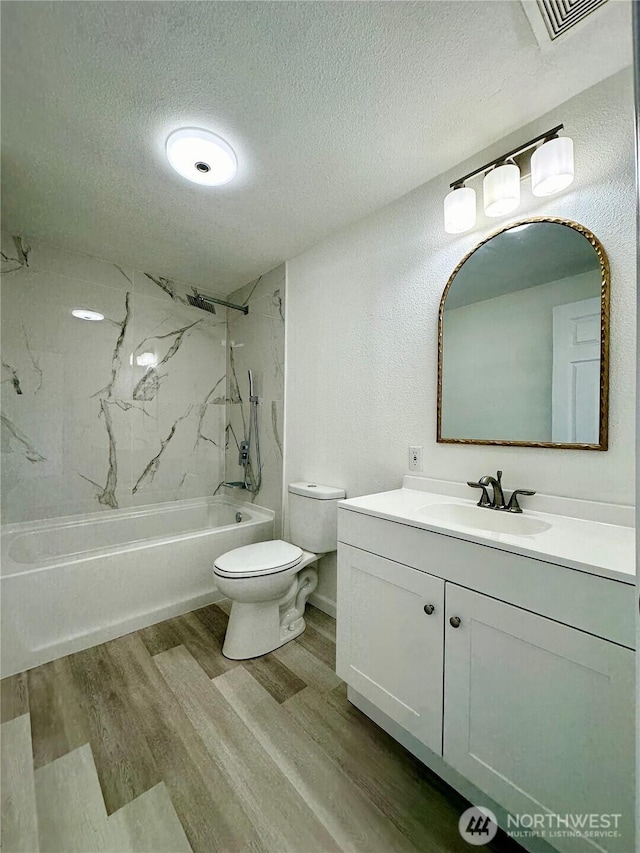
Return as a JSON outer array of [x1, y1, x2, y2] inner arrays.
[[506, 489, 535, 513], [467, 481, 492, 507]]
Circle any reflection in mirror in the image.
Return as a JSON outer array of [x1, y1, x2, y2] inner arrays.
[[438, 219, 609, 449]]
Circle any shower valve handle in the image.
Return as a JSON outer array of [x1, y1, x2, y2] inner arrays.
[[238, 440, 250, 467]]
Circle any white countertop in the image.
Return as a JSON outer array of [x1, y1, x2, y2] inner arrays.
[[339, 485, 635, 585]]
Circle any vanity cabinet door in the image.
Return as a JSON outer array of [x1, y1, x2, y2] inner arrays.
[[336, 545, 445, 755], [444, 584, 634, 853]]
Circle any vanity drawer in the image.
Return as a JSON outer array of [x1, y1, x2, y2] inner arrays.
[[338, 508, 635, 649]]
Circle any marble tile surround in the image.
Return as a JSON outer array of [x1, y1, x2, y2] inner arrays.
[[1, 233, 228, 523], [224, 266, 285, 537]]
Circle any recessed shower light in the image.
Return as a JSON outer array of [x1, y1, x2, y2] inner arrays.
[[166, 128, 237, 186], [72, 309, 104, 321]]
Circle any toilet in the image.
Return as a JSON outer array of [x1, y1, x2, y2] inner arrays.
[[213, 482, 345, 659]]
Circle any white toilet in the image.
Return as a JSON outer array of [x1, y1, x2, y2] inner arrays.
[[213, 482, 345, 659]]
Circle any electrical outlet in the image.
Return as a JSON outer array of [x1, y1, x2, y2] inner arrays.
[[409, 445, 423, 472]]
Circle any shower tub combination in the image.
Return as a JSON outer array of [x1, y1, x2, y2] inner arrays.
[[1, 496, 274, 676]]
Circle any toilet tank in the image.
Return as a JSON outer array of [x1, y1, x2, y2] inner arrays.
[[288, 482, 346, 553]]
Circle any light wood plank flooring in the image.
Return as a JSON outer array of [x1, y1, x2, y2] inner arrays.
[[1, 603, 523, 853]]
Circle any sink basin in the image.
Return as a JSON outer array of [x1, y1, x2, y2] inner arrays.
[[418, 503, 552, 536]]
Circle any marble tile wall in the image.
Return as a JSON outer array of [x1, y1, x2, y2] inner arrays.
[[1, 233, 228, 523], [224, 265, 285, 536]]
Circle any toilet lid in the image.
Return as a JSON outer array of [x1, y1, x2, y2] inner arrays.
[[213, 540, 303, 578]]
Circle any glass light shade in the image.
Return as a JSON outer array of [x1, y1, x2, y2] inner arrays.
[[483, 164, 520, 217], [444, 186, 476, 234], [531, 136, 574, 197], [166, 128, 237, 186]]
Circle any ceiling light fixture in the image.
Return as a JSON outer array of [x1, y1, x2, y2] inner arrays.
[[444, 124, 574, 234], [166, 127, 237, 186], [71, 308, 104, 321]]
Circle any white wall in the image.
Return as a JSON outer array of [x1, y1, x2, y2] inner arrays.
[[284, 69, 636, 605], [441, 271, 601, 441]]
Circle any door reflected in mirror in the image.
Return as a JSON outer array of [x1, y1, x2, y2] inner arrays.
[[437, 219, 609, 450]]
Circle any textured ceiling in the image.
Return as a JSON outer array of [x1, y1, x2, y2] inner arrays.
[[0, 1, 632, 295]]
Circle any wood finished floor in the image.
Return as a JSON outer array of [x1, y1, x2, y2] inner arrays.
[[1, 603, 522, 853]]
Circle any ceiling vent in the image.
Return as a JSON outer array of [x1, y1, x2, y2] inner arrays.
[[522, 0, 609, 45]]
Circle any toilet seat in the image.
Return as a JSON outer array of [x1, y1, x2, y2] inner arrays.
[[213, 540, 303, 579]]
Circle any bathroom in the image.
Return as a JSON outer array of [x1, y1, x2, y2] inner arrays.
[[0, 1, 636, 852]]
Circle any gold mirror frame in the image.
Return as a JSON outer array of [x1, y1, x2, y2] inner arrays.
[[437, 217, 610, 451]]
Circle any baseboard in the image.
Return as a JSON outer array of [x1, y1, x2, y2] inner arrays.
[[308, 591, 336, 618]]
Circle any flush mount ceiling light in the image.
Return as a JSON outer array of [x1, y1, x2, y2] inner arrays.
[[443, 124, 574, 234], [166, 127, 237, 186], [71, 308, 104, 321]]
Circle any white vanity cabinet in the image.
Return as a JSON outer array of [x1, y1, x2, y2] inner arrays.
[[336, 494, 636, 853], [336, 545, 445, 754], [444, 584, 634, 853]]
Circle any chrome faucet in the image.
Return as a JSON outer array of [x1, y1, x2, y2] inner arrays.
[[467, 470, 535, 513]]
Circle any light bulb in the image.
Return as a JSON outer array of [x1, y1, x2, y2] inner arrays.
[[531, 136, 574, 197], [483, 164, 521, 217], [166, 128, 237, 186], [444, 186, 476, 234]]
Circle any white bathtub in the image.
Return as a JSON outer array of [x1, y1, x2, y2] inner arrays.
[[1, 496, 274, 676]]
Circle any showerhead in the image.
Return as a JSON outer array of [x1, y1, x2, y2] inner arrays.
[[187, 292, 217, 314]]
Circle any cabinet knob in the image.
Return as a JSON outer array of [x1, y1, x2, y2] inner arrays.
[[449, 616, 461, 628], [423, 604, 435, 615]]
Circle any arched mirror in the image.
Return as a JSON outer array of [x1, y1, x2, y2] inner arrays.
[[437, 218, 610, 450]]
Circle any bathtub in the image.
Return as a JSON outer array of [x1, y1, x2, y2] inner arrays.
[[1, 496, 274, 676]]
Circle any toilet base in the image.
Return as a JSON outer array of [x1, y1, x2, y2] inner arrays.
[[222, 609, 307, 660], [221, 566, 318, 660]]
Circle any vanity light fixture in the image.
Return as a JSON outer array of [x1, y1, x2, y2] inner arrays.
[[531, 136, 574, 196], [166, 127, 237, 186], [444, 124, 574, 233], [483, 163, 520, 217], [71, 309, 104, 321], [443, 185, 476, 234]]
